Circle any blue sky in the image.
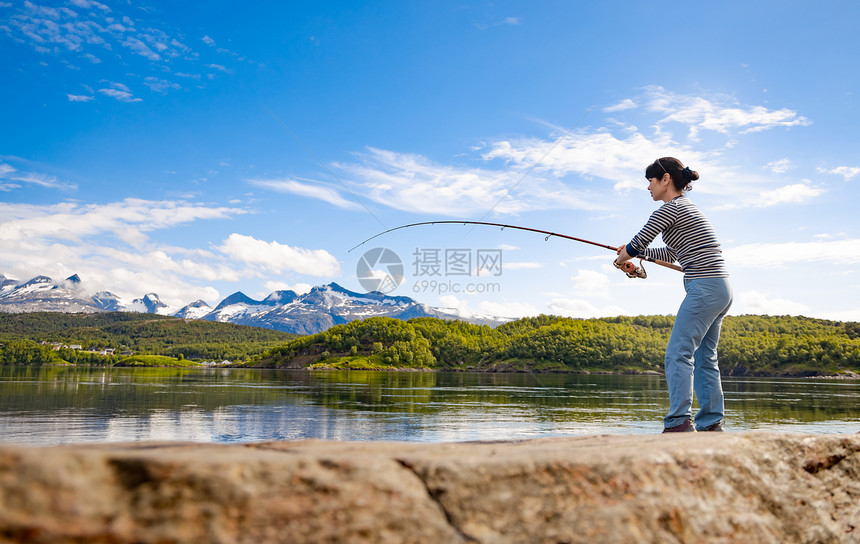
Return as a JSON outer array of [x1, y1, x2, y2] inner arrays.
[[2, 1, 859, 321]]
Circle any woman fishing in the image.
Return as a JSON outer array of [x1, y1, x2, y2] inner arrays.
[[614, 157, 732, 433]]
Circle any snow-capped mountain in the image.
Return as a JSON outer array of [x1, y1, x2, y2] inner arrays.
[[174, 300, 212, 320], [203, 283, 458, 335], [135, 293, 172, 315], [0, 274, 497, 334], [0, 274, 104, 313]]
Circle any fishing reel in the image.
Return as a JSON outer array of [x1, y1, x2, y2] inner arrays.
[[613, 259, 647, 279]]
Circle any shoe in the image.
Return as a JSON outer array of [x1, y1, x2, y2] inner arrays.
[[702, 421, 725, 432], [662, 419, 696, 433]]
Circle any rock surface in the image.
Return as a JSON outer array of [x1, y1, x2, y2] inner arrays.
[[1, 433, 858, 543]]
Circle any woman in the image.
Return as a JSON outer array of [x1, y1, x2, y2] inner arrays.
[[614, 157, 732, 433]]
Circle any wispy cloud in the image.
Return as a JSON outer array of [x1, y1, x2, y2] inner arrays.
[[818, 166, 860, 180], [263, 88, 817, 216], [1, 1, 238, 102], [642, 86, 811, 140], [470, 88, 818, 208], [205, 63, 230, 73], [0, 198, 246, 243], [334, 147, 604, 216], [66, 93, 94, 102], [715, 182, 823, 210], [766, 158, 792, 174], [248, 178, 362, 210], [0, 162, 77, 191], [604, 99, 637, 112], [122, 36, 161, 61], [97, 81, 141, 102], [143, 76, 180, 93], [475, 16, 521, 30]]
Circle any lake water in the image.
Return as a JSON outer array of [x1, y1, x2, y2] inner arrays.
[[0, 366, 857, 445]]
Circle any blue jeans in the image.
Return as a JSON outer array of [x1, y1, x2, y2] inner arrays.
[[664, 277, 733, 430]]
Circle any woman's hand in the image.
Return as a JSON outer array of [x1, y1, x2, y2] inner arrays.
[[614, 245, 632, 266], [613, 246, 647, 279]]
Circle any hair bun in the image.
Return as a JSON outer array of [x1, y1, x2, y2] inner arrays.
[[682, 166, 699, 181]]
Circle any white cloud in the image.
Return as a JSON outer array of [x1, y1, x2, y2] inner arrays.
[[734, 291, 810, 316], [0, 163, 77, 191], [818, 166, 860, 180], [248, 178, 362, 210], [98, 82, 141, 102], [337, 147, 603, 216], [642, 86, 811, 139], [121, 36, 160, 60], [546, 297, 627, 319], [263, 280, 312, 295], [0, 199, 247, 243], [475, 17, 522, 30], [604, 99, 637, 112], [143, 76, 180, 93], [3, 1, 223, 102], [68, 0, 110, 11], [202, 35, 215, 46], [437, 295, 538, 319], [757, 183, 822, 207], [218, 233, 340, 277], [766, 158, 792, 174], [0, 199, 251, 305], [481, 127, 702, 193], [318, 87, 815, 218], [571, 269, 611, 298], [6, 172, 77, 191], [67, 93, 94, 102], [724, 239, 860, 268], [716, 182, 823, 210]]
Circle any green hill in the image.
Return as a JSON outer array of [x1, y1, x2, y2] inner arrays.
[[252, 314, 860, 377], [3, 312, 859, 376], [0, 312, 296, 365]]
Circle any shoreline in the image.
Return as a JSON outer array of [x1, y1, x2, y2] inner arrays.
[[8, 362, 860, 379]]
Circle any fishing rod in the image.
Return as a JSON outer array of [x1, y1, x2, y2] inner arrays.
[[348, 220, 684, 276]]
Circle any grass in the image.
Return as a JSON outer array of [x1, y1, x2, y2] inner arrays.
[[115, 355, 202, 367], [308, 355, 431, 371]]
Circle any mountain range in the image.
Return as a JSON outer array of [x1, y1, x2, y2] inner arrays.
[[0, 273, 502, 334]]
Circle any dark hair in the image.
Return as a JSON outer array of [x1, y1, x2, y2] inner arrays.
[[645, 157, 699, 191]]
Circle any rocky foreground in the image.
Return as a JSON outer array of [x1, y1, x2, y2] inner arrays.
[[0, 432, 858, 543]]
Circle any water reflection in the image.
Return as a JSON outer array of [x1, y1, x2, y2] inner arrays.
[[0, 367, 856, 445]]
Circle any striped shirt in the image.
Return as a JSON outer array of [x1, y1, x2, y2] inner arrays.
[[625, 196, 728, 279]]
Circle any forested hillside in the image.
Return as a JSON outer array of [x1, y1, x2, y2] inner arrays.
[[0, 312, 295, 365], [2, 312, 858, 376], [253, 314, 860, 377]]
